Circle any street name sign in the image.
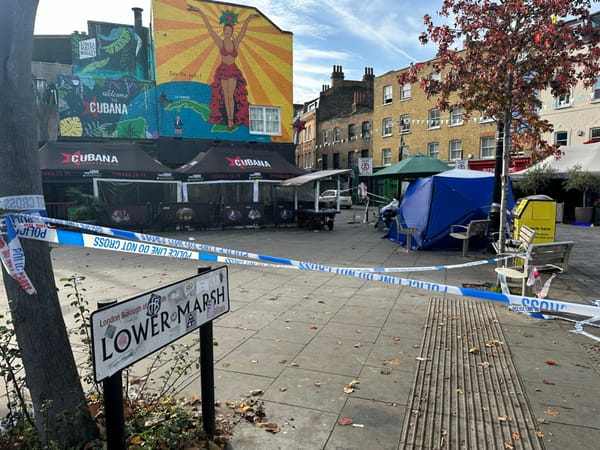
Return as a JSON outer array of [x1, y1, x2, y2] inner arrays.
[[90, 266, 229, 382]]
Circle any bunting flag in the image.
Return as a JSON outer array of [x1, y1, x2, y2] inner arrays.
[[292, 117, 306, 145]]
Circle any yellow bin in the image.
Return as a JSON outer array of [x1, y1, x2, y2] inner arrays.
[[512, 195, 556, 243]]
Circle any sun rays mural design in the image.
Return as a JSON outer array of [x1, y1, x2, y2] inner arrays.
[[152, 0, 293, 142]]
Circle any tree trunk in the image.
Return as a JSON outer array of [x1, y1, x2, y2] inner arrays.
[[0, 1, 99, 446]]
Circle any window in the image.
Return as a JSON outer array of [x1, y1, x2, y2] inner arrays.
[[450, 107, 463, 126], [383, 85, 393, 104], [400, 83, 411, 100], [480, 136, 495, 158], [348, 124, 357, 141], [333, 127, 340, 143], [249, 106, 280, 135], [555, 93, 571, 108], [399, 114, 411, 134], [449, 140, 462, 160], [322, 154, 328, 170], [361, 121, 370, 138], [592, 77, 600, 101], [479, 114, 494, 123], [382, 148, 392, 165], [400, 143, 409, 160], [555, 131, 568, 146], [382, 118, 393, 136], [322, 129, 329, 144], [333, 153, 340, 169], [304, 125, 312, 142], [590, 127, 600, 140], [428, 109, 440, 128], [427, 142, 439, 158], [348, 151, 356, 168]]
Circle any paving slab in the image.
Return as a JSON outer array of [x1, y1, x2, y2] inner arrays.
[[218, 338, 305, 378], [324, 397, 406, 450], [292, 335, 373, 377], [227, 401, 338, 450]]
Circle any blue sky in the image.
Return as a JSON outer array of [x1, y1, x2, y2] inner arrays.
[[35, 0, 443, 103]]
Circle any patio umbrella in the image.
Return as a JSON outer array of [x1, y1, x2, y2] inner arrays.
[[373, 153, 451, 179]]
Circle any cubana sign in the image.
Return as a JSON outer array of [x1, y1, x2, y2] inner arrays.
[[90, 266, 229, 382]]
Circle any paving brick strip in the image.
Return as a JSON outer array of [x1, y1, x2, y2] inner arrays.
[[400, 297, 544, 450]]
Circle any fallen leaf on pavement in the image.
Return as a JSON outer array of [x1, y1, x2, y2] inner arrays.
[[498, 415, 511, 422], [384, 359, 401, 365], [338, 417, 353, 426], [314, 382, 321, 387], [250, 359, 258, 364], [250, 389, 263, 396], [381, 368, 391, 375], [544, 407, 559, 416], [344, 380, 360, 394], [512, 432, 520, 440], [416, 356, 431, 361], [535, 430, 544, 438], [257, 422, 280, 433], [536, 418, 547, 424], [469, 346, 479, 353], [309, 325, 318, 330], [545, 360, 557, 366], [504, 442, 514, 449], [479, 361, 491, 368], [543, 379, 555, 385]]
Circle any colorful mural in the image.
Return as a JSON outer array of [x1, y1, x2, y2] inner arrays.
[[72, 21, 149, 80], [57, 75, 158, 139], [152, 0, 293, 142]]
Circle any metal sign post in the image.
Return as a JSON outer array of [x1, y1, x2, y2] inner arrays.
[[90, 266, 230, 443], [97, 299, 125, 450]]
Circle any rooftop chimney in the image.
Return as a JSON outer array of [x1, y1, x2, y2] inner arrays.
[[331, 65, 345, 89]]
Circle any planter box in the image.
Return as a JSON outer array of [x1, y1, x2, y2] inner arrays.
[[574, 206, 593, 224]]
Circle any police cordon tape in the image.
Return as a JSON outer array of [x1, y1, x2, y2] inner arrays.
[[5, 214, 600, 338], [14, 213, 514, 274]]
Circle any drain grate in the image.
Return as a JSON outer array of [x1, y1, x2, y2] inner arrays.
[[400, 297, 544, 450]]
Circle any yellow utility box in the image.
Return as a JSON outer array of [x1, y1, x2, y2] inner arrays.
[[512, 195, 556, 243]]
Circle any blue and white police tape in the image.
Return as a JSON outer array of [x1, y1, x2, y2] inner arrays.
[[8, 216, 600, 323], [12, 213, 516, 274]]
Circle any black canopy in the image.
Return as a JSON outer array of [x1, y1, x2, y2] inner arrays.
[[177, 147, 305, 182], [39, 141, 175, 181]]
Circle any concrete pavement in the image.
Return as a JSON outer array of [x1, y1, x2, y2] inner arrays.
[[1, 208, 599, 448]]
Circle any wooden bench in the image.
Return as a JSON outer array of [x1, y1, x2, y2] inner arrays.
[[495, 239, 575, 296], [449, 218, 490, 256]]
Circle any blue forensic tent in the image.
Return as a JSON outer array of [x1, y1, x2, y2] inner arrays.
[[386, 169, 515, 250]]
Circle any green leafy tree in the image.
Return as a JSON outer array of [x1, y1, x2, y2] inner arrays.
[[563, 164, 600, 207], [398, 0, 600, 251], [0, 0, 99, 446], [513, 163, 558, 195]]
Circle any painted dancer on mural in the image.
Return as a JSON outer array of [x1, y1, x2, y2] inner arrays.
[[188, 4, 259, 131]]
